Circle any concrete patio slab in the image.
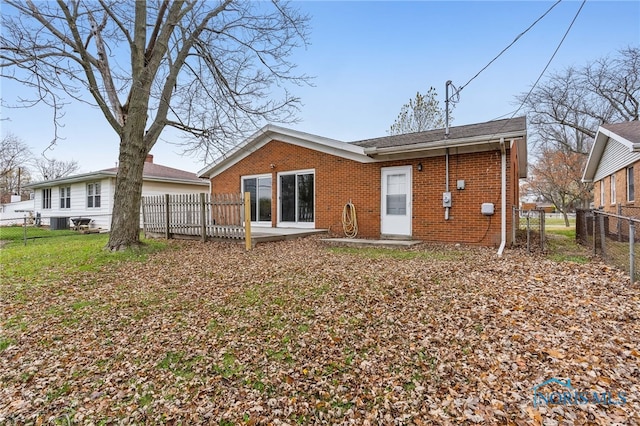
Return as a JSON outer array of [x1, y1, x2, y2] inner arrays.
[[320, 238, 422, 247]]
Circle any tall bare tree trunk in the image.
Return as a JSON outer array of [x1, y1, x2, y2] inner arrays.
[[107, 99, 150, 251], [107, 141, 147, 250]]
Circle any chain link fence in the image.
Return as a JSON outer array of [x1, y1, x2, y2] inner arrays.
[[576, 209, 640, 284], [0, 213, 111, 246], [512, 208, 546, 253]]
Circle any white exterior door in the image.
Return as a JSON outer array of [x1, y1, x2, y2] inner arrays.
[[381, 166, 412, 237]]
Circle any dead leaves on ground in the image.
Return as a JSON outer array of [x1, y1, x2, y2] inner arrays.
[[1, 237, 639, 424]]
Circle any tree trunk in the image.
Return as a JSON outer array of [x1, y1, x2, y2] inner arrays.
[[107, 103, 150, 250], [562, 209, 570, 227], [107, 138, 147, 251]]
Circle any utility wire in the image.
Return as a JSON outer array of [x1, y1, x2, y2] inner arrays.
[[509, 0, 586, 120], [454, 0, 562, 98], [485, 0, 587, 139]]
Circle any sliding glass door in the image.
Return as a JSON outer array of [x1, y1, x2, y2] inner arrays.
[[242, 175, 272, 225], [278, 170, 314, 227]]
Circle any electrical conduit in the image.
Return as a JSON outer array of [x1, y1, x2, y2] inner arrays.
[[497, 138, 507, 257]]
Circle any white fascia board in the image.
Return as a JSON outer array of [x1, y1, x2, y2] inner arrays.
[[24, 171, 115, 189], [142, 176, 210, 186], [197, 125, 373, 178], [364, 130, 526, 157], [582, 131, 607, 182]]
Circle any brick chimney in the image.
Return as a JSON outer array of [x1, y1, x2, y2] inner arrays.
[[145, 154, 154, 163]]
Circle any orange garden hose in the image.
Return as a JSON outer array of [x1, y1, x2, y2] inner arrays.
[[342, 201, 358, 238]]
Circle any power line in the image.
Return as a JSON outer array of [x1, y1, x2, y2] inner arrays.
[[454, 0, 563, 98], [508, 0, 586, 121], [479, 0, 586, 145]]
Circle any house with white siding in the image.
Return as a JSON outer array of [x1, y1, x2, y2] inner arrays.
[[25, 155, 209, 230], [582, 121, 640, 212]]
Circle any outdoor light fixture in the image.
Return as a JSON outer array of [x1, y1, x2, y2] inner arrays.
[[270, 163, 276, 169], [417, 162, 423, 172]]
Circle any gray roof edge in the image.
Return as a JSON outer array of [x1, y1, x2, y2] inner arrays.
[[25, 171, 208, 189], [364, 129, 526, 155]]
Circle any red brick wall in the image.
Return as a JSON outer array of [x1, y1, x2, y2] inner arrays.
[[211, 139, 517, 246]]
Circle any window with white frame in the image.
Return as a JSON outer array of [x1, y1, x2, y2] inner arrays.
[[60, 186, 71, 209], [87, 182, 101, 208], [610, 175, 616, 204], [600, 180, 605, 207], [628, 166, 635, 202], [42, 188, 52, 209]]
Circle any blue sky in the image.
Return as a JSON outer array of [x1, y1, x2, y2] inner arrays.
[[1, 1, 639, 175]]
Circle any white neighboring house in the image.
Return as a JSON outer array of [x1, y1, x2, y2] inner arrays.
[[0, 196, 36, 226], [24, 155, 209, 230]]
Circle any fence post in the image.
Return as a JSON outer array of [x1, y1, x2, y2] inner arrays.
[[244, 191, 252, 251], [618, 204, 622, 241], [630, 222, 635, 285], [540, 211, 545, 252], [23, 215, 27, 246], [200, 192, 207, 242], [526, 214, 530, 253], [165, 193, 171, 240], [599, 214, 606, 259], [592, 213, 597, 255]]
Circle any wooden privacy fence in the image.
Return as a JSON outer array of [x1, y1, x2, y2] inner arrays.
[[142, 193, 249, 243]]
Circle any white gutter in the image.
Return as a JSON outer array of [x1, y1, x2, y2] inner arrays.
[[497, 138, 507, 257], [363, 130, 526, 156]]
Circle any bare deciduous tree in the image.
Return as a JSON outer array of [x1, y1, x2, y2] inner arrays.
[[1, 1, 310, 250], [34, 158, 80, 181], [388, 88, 447, 135], [524, 148, 592, 226], [0, 133, 33, 198], [519, 46, 639, 155]]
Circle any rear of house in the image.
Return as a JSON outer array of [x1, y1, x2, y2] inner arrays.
[[199, 117, 527, 247]]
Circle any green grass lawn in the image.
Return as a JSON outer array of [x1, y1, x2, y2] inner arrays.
[[0, 230, 167, 287], [0, 225, 78, 241], [544, 215, 576, 229]]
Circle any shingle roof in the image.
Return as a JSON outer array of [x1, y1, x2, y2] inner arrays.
[[601, 121, 640, 145], [582, 120, 640, 182], [25, 161, 208, 189], [352, 116, 526, 149], [101, 162, 205, 183]]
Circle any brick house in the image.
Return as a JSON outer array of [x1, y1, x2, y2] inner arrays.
[[582, 121, 640, 215], [198, 117, 527, 248]]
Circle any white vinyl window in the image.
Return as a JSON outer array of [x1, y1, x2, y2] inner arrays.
[[599, 180, 605, 207], [87, 182, 101, 208], [610, 175, 616, 205], [628, 166, 635, 202], [42, 188, 52, 209], [60, 186, 71, 209]]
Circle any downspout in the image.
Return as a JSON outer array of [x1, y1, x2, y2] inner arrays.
[[445, 147, 450, 220], [497, 138, 507, 257]]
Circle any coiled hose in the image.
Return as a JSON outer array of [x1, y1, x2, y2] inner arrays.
[[342, 201, 358, 238]]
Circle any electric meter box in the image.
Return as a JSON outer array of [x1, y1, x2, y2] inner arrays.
[[442, 192, 452, 208], [481, 203, 495, 216]]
